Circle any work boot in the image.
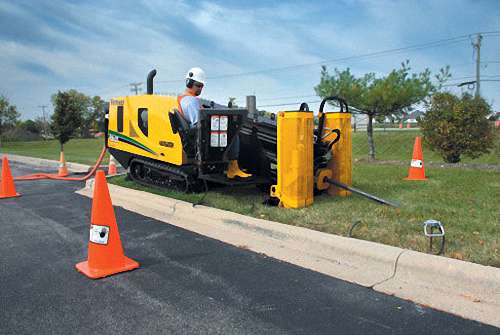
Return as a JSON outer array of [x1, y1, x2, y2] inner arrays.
[[226, 160, 252, 179]]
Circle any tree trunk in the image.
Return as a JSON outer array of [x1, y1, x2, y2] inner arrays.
[[60, 142, 64, 153], [367, 114, 375, 160]]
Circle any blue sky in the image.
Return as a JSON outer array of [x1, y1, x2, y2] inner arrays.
[[1, 0, 499, 119]]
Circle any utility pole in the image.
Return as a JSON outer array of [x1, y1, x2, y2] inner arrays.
[[129, 82, 143, 95], [38, 105, 48, 139], [472, 33, 482, 97]]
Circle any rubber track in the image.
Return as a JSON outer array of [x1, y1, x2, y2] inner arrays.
[[128, 157, 197, 193]]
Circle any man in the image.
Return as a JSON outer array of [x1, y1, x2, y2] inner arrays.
[[178, 67, 251, 179]]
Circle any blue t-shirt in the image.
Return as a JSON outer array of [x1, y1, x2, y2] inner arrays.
[[180, 95, 201, 127]]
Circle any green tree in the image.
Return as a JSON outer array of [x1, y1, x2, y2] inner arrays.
[[80, 95, 105, 137], [315, 61, 434, 159], [21, 119, 41, 134], [419, 92, 494, 163], [0, 95, 20, 138], [50, 90, 86, 151], [91, 96, 107, 133]]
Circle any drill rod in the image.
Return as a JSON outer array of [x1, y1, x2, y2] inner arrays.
[[325, 178, 399, 208]]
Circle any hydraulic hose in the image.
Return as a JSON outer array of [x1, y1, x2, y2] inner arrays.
[[14, 146, 108, 182]]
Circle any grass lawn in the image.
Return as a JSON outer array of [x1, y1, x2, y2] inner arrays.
[[0, 138, 108, 165], [352, 129, 500, 164], [2, 129, 497, 165], [109, 164, 500, 267]]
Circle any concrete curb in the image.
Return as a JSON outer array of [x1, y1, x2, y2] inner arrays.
[[77, 180, 500, 328], [4, 153, 91, 173]]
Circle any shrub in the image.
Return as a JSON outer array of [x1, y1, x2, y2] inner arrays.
[[419, 92, 494, 163]]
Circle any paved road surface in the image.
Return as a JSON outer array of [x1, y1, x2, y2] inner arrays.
[[1, 162, 497, 334]]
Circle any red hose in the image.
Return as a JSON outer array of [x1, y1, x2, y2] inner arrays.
[[14, 146, 108, 182]]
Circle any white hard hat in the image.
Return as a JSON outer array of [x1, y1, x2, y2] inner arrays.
[[185, 67, 206, 85]]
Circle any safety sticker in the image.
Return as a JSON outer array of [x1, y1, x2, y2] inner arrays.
[[219, 132, 228, 147], [109, 134, 119, 142], [210, 115, 220, 130], [89, 225, 110, 245], [219, 116, 228, 131], [210, 132, 219, 147], [411, 159, 423, 168]]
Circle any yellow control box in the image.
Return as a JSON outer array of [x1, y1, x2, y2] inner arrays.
[[270, 111, 314, 208]]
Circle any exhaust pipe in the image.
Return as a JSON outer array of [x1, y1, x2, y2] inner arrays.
[[147, 69, 157, 95]]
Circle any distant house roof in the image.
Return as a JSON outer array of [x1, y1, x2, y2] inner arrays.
[[404, 110, 424, 120]]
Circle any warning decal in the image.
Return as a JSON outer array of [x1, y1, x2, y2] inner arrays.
[[210, 132, 219, 147], [89, 225, 110, 245], [210, 115, 220, 130], [411, 159, 423, 168], [219, 132, 228, 147], [219, 116, 228, 131]]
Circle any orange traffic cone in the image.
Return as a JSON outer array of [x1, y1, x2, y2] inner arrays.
[[406, 122, 411, 129], [75, 170, 139, 279], [107, 155, 117, 176], [58, 151, 69, 177], [405, 136, 427, 181], [399, 123, 403, 129], [0, 156, 20, 198]]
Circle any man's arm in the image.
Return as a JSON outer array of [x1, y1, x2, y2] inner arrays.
[[180, 96, 201, 127]]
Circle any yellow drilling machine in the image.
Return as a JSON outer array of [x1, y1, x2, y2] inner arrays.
[[105, 69, 363, 209]]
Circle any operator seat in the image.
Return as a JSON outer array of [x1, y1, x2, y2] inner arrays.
[[170, 109, 190, 133], [169, 109, 196, 157]]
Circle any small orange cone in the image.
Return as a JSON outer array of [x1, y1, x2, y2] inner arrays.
[[0, 156, 20, 198], [75, 170, 139, 279], [58, 151, 69, 177], [405, 136, 427, 181], [399, 123, 403, 129], [406, 122, 411, 129], [495, 120, 500, 128], [107, 155, 117, 176]]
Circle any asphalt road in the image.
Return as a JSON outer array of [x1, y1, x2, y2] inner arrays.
[[1, 162, 498, 335]]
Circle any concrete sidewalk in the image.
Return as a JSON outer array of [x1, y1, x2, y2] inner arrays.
[[78, 180, 500, 328]]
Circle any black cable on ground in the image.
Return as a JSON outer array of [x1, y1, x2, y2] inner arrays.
[[347, 219, 363, 237]]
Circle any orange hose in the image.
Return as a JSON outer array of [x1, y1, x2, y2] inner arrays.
[[14, 146, 108, 182]]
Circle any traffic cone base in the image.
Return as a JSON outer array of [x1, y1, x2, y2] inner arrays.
[[75, 256, 139, 279], [1, 156, 21, 198], [58, 151, 69, 177], [107, 155, 117, 176], [0, 193, 21, 199]]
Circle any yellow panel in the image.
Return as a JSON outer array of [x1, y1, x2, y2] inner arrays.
[[270, 111, 314, 208], [323, 113, 352, 196], [107, 95, 186, 165]]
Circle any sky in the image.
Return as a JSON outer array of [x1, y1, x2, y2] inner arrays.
[[1, 0, 500, 120]]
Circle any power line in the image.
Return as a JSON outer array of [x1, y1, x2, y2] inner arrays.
[[206, 36, 472, 80], [258, 94, 319, 102], [156, 33, 494, 85], [118, 31, 500, 97]]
